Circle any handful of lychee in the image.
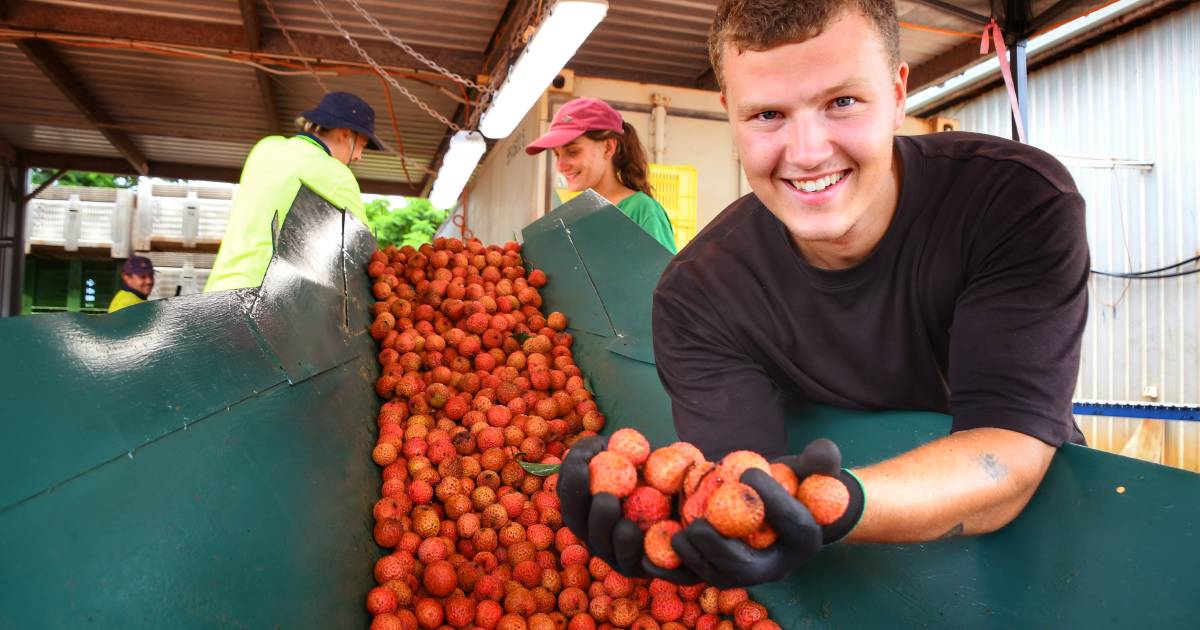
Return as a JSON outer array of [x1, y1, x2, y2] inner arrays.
[[587, 428, 850, 569]]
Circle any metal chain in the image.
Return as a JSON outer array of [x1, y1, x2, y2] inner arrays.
[[311, 0, 461, 131], [344, 0, 492, 93], [263, 0, 330, 93]]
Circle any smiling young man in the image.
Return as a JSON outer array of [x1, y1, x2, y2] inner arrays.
[[556, 0, 1091, 587]]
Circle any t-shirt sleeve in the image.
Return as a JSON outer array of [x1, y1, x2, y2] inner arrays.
[[652, 272, 790, 459], [623, 195, 678, 254], [948, 190, 1089, 446]]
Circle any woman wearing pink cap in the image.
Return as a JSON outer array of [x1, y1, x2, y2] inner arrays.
[[526, 98, 677, 253]]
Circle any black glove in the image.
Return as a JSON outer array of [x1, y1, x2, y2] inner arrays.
[[558, 435, 701, 583], [669, 438, 864, 588]]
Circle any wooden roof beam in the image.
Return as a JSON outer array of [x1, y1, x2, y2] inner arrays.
[[907, 38, 984, 94], [238, 0, 282, 136], [0, 135, 17, 164], [20, 151, 422, 197], [15, 39, 149, 175]]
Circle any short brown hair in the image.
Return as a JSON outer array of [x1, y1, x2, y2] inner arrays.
[[708, 0, 901, 89]]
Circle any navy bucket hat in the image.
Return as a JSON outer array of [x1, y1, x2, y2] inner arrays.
[[301, 92, 389, 152]]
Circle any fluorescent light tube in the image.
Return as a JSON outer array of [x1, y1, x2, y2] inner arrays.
[[429, 131, 487, 209], [479, 0, 608, 139]]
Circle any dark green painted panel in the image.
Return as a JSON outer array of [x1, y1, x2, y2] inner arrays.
[[523, 191, 617, 338], [524, 190, 672, 365], [0, 290, 282, 509], [0, 187, 381, 628], [248, 188, 363, 385], [523, 193, 1200, 629], [0, 359, 377, 629]]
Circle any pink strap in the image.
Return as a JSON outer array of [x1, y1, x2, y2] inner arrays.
[[980, 19, 1027, 143]]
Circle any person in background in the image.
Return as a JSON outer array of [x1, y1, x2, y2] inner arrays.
[[205, 91, 388, 292], [107, 255, 155, 313], [526, 97, 678, 254]]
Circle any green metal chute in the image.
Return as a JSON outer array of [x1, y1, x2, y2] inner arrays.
[[522, 191, 1200, 629], [1, 186, 1196, 627], [0, 188, 380, 628]]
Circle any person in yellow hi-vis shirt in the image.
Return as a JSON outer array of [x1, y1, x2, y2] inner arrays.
[[205, 92, 389, 292], [107, 255, 156, 313]]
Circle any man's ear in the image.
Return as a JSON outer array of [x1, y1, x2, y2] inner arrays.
[[893, 62, 910, 129]]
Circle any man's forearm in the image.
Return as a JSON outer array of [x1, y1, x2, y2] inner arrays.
[[844, 427, 1055, 543]]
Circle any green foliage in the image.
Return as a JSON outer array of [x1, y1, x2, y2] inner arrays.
[[367, 197, 449, 249], [31, 169, 134, 188]]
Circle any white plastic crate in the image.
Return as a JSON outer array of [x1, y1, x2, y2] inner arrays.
[[135, 179, 235, 250], [143, 251, 215, 300], [26, 187, 133, 256]]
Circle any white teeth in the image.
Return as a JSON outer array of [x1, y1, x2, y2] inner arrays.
[[792, 171, 845, 193]]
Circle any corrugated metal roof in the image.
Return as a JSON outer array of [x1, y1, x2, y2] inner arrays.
[[0, 0, 1145, 194], [265, 0, 507, 52], [0, 42, 89, 127], [0, 123, 122, 157], [57, 45, 266, 141], [33, 0, 242, 24]]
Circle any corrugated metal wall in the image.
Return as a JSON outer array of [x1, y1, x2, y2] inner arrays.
[[937, 3, 1200, 471]]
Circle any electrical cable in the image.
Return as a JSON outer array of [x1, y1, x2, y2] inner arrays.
[[1091, 264, 1200, 280], [375, 72, 417, 184], [1092, 255, 1200, 277]]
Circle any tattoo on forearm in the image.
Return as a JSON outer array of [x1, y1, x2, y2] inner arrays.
[[939, 523, 964, 539], [979, 453, 1010, 481]]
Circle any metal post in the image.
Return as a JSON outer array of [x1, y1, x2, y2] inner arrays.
[[1010, 38, 1030, 142], [1, 162, 29, 317], [1005, 0, 1033, 143], [12, 165, 27, 316]]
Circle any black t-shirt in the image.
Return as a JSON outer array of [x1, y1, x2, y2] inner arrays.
[[652, 132, 1089, 459]]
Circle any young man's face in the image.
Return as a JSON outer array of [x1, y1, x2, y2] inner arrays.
[[122, 272, 154, 296], [720, 11, 908, 264], [552, 136, 616, 192], [332, 129, 368, 165]]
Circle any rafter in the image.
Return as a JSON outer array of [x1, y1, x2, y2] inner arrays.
[[0, 135, 16, 164], [20, 151, 421, 197], [238, 0, 282, 136], [15, 39, 149, 175]]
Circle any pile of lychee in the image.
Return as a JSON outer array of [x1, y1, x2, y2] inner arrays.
[[590, 428, 850, 570], [362, 237, 782, 630]]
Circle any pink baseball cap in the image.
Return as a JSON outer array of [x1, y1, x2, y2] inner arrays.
[[525, 98, 624, 155]]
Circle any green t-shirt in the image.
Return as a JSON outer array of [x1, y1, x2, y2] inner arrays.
[[205, 135, 366, 293], [616, 191, 677, 254]]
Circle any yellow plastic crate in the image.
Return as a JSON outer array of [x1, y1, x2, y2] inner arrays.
[[647, 164, 698, 250], [555, 163, 698, 251]]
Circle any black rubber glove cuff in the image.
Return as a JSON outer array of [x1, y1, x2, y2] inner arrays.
[[821, 469, 866, 544]]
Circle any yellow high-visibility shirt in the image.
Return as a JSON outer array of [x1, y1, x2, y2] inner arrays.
[[205, 134, 366, 292], [107, 289, 145, 313]]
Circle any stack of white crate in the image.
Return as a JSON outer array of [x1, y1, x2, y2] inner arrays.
[[29, 178, 236, 299]]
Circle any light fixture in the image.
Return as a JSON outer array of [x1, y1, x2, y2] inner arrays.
[[429, 130, 487, 209], [479, 0, 608, 139]]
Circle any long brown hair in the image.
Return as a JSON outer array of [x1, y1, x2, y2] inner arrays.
[[584, 122, 653, 197]]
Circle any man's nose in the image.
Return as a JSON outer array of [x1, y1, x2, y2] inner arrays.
[[784, 115, 835, 170]]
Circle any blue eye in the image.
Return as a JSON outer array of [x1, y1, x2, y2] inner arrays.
[[834, 96, 857, 108], [757, 111, 780, 121]]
